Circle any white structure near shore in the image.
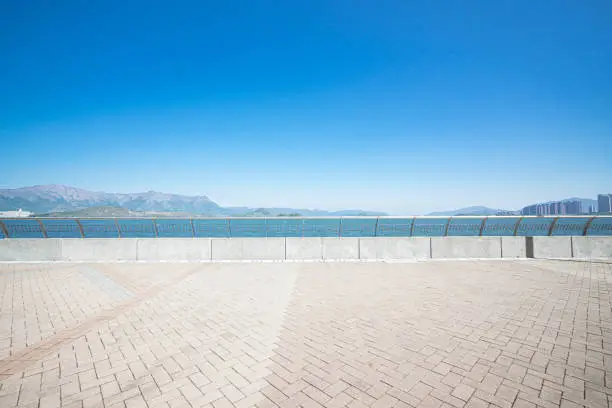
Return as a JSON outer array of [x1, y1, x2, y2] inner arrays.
[[0, 209, 33, 218]]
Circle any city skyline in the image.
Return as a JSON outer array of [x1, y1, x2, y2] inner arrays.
[[2, 2, 611, 214], [521, 199, 585, 216]]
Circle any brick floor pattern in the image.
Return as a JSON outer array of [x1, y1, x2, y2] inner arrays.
[[0, 260, 611, 408]]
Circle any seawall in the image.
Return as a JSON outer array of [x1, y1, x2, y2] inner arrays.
[[1, 236, 611, 262]]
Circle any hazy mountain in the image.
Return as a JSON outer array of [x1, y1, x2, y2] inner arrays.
[[37, 206, 215, 218], [222, 207, 387, 217], [329, 210, 388, 216], [0, 185, 386, 217], [0, 184, 221, 215], [426, 206, 506, 216], [38, 206, 146, 218]]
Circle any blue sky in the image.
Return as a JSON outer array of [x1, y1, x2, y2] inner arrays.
[[1, 1, 611, 214]]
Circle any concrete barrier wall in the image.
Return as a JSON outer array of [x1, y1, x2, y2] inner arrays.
[[359, 237, 430, 260], [285, 238, 360, 260], [1, 236, 611, 262], [137, 238, 212, 261], [0, 239, 62, 261], [571, 237, 612, 259], [286, 238, 322, 260], [431, 237, 502, 259], [322, 238, 360, 260], [211, 238, 285, 261], [532, 236, 572, 259], [61, 239, 138, 261], [501, 237, 526, 258]]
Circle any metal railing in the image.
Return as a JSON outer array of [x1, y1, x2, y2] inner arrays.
[[0, 216, 611, 239]]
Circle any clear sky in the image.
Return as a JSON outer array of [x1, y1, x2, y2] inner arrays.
[[1, 1, 610, 214]]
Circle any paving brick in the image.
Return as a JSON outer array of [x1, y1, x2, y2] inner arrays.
[[326, 392, 353, 408], [464, 397, 489, 408], [1, 261, 611, 408], [451, 384, 474, 401], [539, 385, 562, 405], [559, 399, 583, 408], [512, 398, 536, 408]]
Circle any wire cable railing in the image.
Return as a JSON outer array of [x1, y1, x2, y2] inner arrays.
[[0, 216, 611, 238]]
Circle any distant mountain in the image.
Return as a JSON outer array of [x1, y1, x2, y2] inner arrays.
[[222, 207, 387, 217], [426, 206, 506, 216], [38, 206, 146, 218], [0, 185, 387, 217], [37, 206, 204, 218], [0, 184, 220, 215]]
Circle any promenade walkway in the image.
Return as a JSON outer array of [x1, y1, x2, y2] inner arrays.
[[0, 261, 610, 408]]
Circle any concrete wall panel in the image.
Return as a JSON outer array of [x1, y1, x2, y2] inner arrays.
[[359, 237, 430, 260], [533, 236, 572, 258], [431, 237, 502, 259], [211, 238, 285, 260], [0, 239, 62, 261], [137, 238, 211, 261], [3, 236, 608, 262], [286, 238, 322, 260], [322, 238, 359, 260], [571, 237, 612, 259], [501, 237, 526, 258], [61, 239, 138, 261]]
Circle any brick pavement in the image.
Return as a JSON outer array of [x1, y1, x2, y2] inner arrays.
[[0, 260, 611, 408]]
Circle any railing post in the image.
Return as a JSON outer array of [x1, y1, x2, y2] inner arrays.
[[583, 216, 596, 236], [114, 218, 121, 238], [513, 217, 525, 236], [0, 220, 9, 238], [75, 219, 85, 238], [479, 217, 488, 236], [410, 216, 416, 237], [264, 217, 268, 238], [190, 218, 195, 238], [548, 217, 560, 236], [373, 216, 379, 237], [339, 217, 343, 238], [152, 218, 159, 237], [227, 218, 232, 238], [36, 219, 48, 238], [443, 217, 452, 237]]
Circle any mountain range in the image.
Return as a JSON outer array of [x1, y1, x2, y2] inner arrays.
[[0, 184, 600, 217], [0, 185, 387, 217], [426, 206, 505, 216]]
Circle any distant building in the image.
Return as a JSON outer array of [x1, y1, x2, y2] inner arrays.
[[0, 209, 33, 218], [564, 200, 582, 215], [521, 204, 537, 216], [521, 199, 583, 216], [598, 194, 612, 214], [496, 210, 520, 216]]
